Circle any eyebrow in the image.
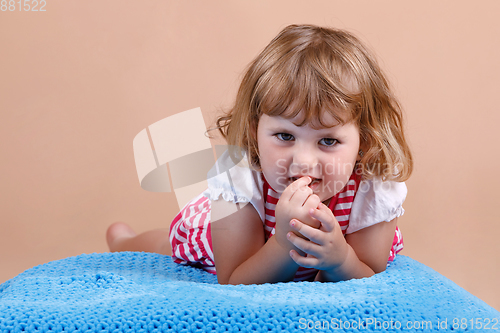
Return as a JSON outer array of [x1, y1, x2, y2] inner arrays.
[[269, 124, 344, 138]]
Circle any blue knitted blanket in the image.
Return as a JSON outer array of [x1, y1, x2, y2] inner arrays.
[[0, 252, 498, 332]]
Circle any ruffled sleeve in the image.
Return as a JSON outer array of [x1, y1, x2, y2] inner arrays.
[[346, 177, 407, 234], [202, 150, 265, 222]]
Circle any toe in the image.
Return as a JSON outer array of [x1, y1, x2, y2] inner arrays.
[[106, 222, 136, 251]]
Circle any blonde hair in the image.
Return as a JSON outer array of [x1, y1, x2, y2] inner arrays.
[[211, 24, 413, 182]]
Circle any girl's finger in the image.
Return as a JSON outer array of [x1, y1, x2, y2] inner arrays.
[[290, 219, 325, 245], [280, 176, 311, 202], [309, 204, 337, 233], [305, 194, 321, 210], [289, 184, 314, 206], [289, 250, 318, 268], [287, 226, 322, 256]]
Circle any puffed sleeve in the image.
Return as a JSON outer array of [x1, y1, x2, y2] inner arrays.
[[202, 149, 265, 222], [346, 177, 407, 234]]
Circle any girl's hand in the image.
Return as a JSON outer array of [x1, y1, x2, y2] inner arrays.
[[274, 177, 322, 252], [286, 202, 349, 271]]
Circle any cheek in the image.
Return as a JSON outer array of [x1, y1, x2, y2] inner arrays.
[[257, 134, 278, 158], [321, 152, 357, 179], [256, 141, 275, 172], [260, 148, 279, 174], [348, 150, 359, 166], [256, 138, 267, 160]]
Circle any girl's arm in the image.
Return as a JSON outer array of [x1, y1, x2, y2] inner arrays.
[[211, 199, 300, 285], [345, 217, 398, 273]]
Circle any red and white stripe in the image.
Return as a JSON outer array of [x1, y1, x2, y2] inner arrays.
[[169, 170, 403, 280], [388, 225, 404, 262], [169, 193, 215, 274]]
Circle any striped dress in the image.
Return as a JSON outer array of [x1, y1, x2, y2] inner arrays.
[[169, 170, 404, 281]]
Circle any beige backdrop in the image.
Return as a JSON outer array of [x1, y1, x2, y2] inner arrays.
[[1, 0, 499, 311]]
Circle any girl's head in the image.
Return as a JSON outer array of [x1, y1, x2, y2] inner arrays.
[[215, 24, 413, 183]]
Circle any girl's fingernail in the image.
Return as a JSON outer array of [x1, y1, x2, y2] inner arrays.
[[290, 220, 295, 227], [287, 232, 291, 239]]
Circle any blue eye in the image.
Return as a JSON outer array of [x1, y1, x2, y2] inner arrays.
[[319, 138, 338, 146], [275, 133, 294, 141]]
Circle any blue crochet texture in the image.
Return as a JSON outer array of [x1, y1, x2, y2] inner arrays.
[[0, 252, 498, 332]]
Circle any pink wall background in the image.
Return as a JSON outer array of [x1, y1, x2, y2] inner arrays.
[[1, 1, 499, 310]]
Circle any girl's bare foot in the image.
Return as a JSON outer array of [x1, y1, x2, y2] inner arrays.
[[106, 222, 137, 252]]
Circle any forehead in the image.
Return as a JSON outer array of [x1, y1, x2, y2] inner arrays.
[[262, 109, 344, 129], [291, 110, 342, 128], [259, 112, 344, 132]]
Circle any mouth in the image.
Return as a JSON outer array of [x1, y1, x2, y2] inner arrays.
[[290, 176, 322, 188]]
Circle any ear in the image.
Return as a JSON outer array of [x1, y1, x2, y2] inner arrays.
[[357, 136, 369, 161], [360, 141, 369, 154]]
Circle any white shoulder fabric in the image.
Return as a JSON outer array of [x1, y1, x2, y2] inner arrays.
[[203, 149, 265, 223], [346, 178, 408, 234]]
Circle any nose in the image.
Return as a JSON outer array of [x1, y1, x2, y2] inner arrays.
[[290, 145, 320, 176]]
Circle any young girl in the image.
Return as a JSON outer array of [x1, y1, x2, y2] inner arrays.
[[107, 24, 413, 285]]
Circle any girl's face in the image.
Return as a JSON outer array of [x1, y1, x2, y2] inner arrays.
[[257, 112, 361, 204]]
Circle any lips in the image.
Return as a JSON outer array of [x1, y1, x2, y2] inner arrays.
[[290, 176, 321, 188]]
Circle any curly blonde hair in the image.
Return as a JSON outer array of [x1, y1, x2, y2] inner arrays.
[[210, 24, 413, 182]]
